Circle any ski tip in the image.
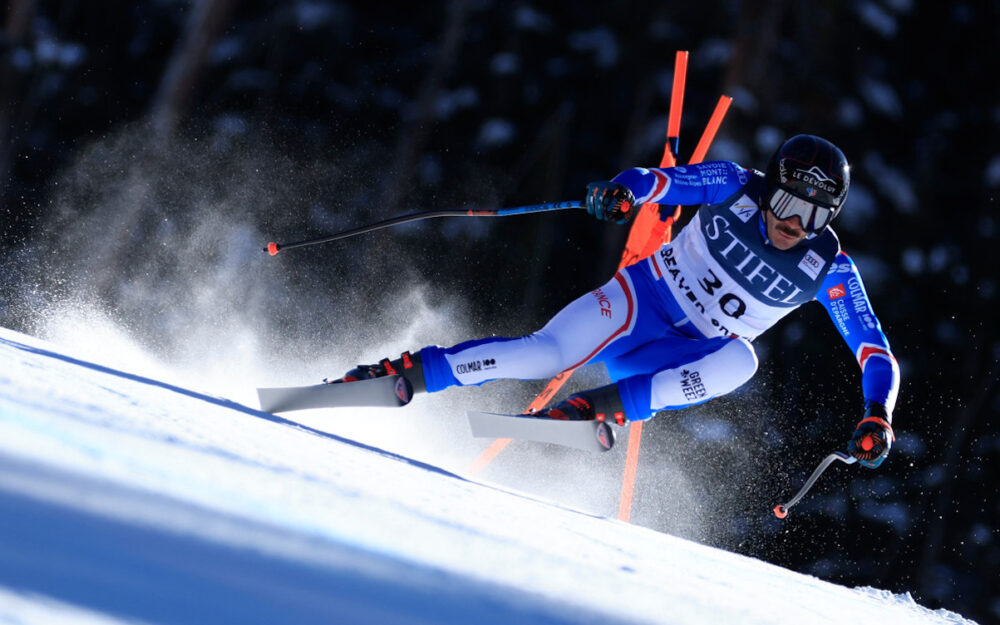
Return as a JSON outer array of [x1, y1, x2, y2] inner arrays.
[[266, 242, 279, 256], [773, 504, 788, 519]]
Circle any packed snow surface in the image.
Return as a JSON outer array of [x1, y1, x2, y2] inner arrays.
[[0, 327, 976, 624]]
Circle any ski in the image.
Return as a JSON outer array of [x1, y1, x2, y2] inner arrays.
[[257, 375, 413, 413], [467, 411, 616, 453]]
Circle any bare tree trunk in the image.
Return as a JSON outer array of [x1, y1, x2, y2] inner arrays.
[[0, 0, 38, 202], [597, 72, 657, 278], [913, 355, 999, 596], [4, 0, 34, 39], [501, 102, 574, 200], [722, 0, 786, 116], [347, 1, 472, 313], [377, 0, 472, 212], [149, 0, 239, 138], [521, 105, 572, 318]]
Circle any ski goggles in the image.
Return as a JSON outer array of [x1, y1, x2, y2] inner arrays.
[[768, 188, 837, 232]]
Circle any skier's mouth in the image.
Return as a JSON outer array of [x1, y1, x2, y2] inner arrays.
[[775, 224, 802, 240]]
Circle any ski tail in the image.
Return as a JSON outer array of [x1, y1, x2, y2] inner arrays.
[[257, 375, 413, 413], [467, 411, 615, 453]]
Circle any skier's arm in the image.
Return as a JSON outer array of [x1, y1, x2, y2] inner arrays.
[[584, 161, 751, 223], [611, 161, 749, 206], [816, 252, 900, 467], [816, 252, 900, 413]]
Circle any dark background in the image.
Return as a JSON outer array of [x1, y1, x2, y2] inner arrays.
[[1, 1, 998, 622]]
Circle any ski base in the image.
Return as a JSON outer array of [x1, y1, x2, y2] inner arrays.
[[257, 375, 412, 413], [467, 411, 615, 453]]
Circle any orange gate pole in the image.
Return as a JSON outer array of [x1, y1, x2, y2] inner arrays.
[[469, 55, 732, 528], [617, 92, 732, 521]]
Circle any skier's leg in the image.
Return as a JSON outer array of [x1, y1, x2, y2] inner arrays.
[[419, 268, 660, 392], [531, 333, 757, 423], [613, 335, 758, 421], [332, 260, 671, 398], [329, 269, 642, 394]]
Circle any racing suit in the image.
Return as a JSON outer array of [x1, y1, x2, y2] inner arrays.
[[417, 161, 899, 421]]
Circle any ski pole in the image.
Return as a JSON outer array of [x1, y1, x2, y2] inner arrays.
[[773, 451, 857, 519], [263, 201, 584, 255]]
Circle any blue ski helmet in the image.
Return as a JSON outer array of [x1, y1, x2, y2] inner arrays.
[[764, 135, 850, 232]]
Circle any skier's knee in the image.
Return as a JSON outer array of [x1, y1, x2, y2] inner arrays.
[[724, 337, 758, 386], [648, 337, 758, 409]]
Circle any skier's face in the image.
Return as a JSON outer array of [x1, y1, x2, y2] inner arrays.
[[765, 210, 809, 250]]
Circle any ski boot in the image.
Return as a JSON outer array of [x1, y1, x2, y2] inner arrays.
[[326, 350, 427, 393], [533, 385, 627, 425], [531, 385, 627, 451], [533, 394, 596, 421]]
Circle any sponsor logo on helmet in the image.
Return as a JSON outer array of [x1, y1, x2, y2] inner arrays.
[[778, 158, 839, 195], [792, 165, 838, 194], [803, 166, 835, 184]]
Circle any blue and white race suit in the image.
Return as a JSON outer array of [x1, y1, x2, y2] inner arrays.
[[418, 161, 900, 421]]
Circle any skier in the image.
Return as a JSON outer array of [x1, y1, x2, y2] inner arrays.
[[332, 135, 899, 467]]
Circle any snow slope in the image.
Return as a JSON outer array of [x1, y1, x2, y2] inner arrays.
[[0, 326, 976, 625]]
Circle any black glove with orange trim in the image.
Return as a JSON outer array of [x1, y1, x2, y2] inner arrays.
[[848, 403, 895, 468], [585, 181, 636, 224]]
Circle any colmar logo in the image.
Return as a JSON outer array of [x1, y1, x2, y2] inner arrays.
[[456, 359, 497, 374], [827, 283, 846, 299]]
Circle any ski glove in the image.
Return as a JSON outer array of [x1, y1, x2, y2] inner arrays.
[[585, 181, 636, 224], [848, 403, 895, 468]]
